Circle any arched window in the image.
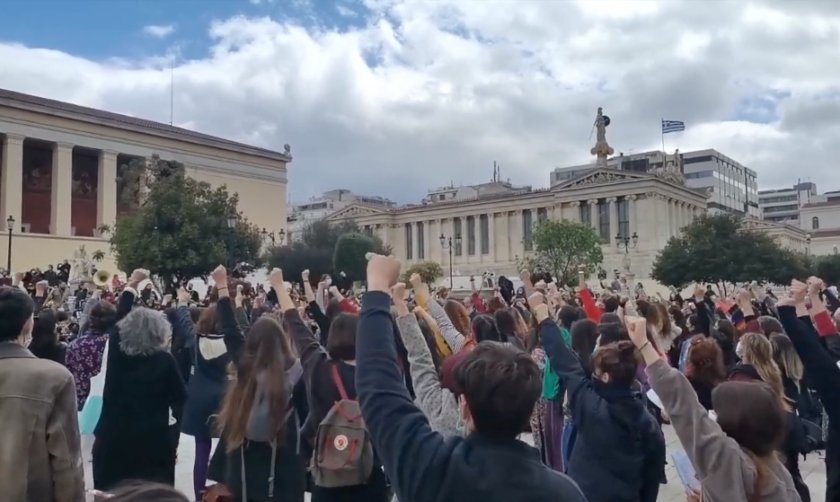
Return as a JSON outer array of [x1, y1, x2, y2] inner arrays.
[[812, 216, 820, 230]]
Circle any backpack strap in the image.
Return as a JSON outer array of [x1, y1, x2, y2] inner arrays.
[[330, 363, 349, 401]]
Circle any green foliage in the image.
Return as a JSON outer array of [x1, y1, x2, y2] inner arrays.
[[333, 233, 376, 283], [109, 155, 262, 288], [265, 219, 389, 285], [815, 254, 840, 285], [651, 213, 802, 287], [401, 260, 444, 285], [526, 219, 604, 286]]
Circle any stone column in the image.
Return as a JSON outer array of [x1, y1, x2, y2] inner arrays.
[[487, 212, 496, 263], [607, 197, 618, 245], [588, 199, 599, 235], [97, 150, 118, 232], [1, 134, 24, 228], [568, 201, 580, 223], [627, 194, 638, 238], [51, 142, 73, 236], [510, 210, 523, 257], [475, 214, 483, 262], [498, 212, 510, 262]]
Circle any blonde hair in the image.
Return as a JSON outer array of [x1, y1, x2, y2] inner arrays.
[[769, 333, 804, 382], [739, 332, 785, 401]]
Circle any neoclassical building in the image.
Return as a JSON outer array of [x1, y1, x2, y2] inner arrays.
[[327, 168, 708, 280], [0, 88, 290, 272]]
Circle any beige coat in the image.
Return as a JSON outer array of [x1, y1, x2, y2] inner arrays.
[[647, 359, 800, 502], [0, 342, 85, 502]]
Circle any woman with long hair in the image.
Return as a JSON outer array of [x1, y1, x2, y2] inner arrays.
[[208, 266, 306, 502], [684, 335, 726, 410], [28, 308, 67, 365], [629, 316, 800, 501]]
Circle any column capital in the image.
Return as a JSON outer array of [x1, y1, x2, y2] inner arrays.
[[606, 197, 618, 203], [587, 199, 599, 206], [3, 133, 25, 145], [54, 141, 75, 150], [568, 201, 580, 208], [627, 194, 638, 201], [100, 149, 119, 158]]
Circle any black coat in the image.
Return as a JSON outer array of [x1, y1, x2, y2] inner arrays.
[[92, 290, 187, 490], [540, 319, 665, 502], [356, 292, 586, 502]]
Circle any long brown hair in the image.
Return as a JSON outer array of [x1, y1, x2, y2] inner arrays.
[[445, 299, 471, 338], [216, 317, 296, 451], [686, 335, 726, 386]]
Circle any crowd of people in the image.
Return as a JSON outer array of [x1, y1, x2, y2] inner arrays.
[[0, 251, 837, 502]]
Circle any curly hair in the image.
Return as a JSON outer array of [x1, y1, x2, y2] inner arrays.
[[116, 307, 172, 356], [686, 335, 726, 386]]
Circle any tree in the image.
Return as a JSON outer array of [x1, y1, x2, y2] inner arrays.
[[815, 254, 840, 285], [526, 219, 604, 286], [333, 233, 377, 284], [401, 261, 444, 285], [651, 213, 801, 288], [264, 219, 389, 286], [108, 155, 262, 289]]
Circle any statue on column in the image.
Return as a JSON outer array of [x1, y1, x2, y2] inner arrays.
[[590, 107, 614, 169]]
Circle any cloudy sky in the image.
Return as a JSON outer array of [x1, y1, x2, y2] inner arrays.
[[1, 0, 838, 203]]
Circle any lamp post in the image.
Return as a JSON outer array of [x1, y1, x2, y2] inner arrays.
[[439, 233, 461, 289], [226, 211, 238, 269], [806, 233, 812, 257], [616, 231, 638, 276], [261, 228, 276, 246], [6, 215, 14, 274], [278, 228, 286, 245]]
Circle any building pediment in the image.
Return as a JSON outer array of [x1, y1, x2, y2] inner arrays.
[[551, 168, 651, 191], [326, 203, 390, 221]]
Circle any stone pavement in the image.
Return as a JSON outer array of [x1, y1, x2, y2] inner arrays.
[[83, 426, 826, 501]]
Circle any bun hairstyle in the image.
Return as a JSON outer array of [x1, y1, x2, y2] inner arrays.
[[591, 340, 639, 387]]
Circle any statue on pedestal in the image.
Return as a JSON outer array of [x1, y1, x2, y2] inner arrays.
[[590, 107, 614, 169]]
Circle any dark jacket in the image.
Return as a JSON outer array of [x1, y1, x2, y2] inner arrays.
[[206, 296, 306, 502], [540, 318, 665, 502], [356, 292, 586, 502], [778, 306, 840, 502], [92, 289, 187, 490]]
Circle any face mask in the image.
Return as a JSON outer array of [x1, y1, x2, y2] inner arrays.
[[735, 340, 743, 358]]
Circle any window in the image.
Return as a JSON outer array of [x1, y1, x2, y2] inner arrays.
[[580, 203, 591, 226], [404, 223, 413, 260], [453, 217, 463, 256], [480, 214, 489, 255], [683, 155, 713, 164], [537, 207, 548, 223], [417, 222, 425, 259], [598, 200, 610, 241], [523, 210, 533, 251], [617, 198, 629, 239], [466, 216, 476, 255], [813, 216, 820, 230]]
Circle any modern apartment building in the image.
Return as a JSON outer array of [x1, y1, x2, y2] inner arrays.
[[758, 182, 819, 223]]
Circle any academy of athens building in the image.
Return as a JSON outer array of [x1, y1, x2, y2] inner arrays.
[[0, 88, 290, 271], [327, 166, 709, 281]]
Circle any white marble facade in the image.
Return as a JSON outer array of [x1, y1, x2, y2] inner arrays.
[[327, 169, 708, 280]]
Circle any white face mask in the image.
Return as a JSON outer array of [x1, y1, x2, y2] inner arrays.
[[735, 340, 743, 359]]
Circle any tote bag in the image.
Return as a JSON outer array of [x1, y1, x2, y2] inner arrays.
[[78, 339, 109, 435]]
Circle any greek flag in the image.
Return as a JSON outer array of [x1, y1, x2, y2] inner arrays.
[[662, 119, 686, 134]]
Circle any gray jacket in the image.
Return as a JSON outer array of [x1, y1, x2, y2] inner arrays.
[[396, 314, 464, 437], [646, 359, 801, 502]]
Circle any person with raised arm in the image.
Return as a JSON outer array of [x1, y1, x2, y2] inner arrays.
[[531, 292, 664, 502], [628, 315, 800, 501], [356, 253, 585, 502]]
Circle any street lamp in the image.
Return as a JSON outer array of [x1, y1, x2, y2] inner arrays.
[[6, 215, 14, 273], [278, 228, 286, 245], [440, 233, 462, 289], [226, 211, 239, 269], [806, 233, 812, 256], [616, 231, 638, 276], [261, 228, 276, 246]]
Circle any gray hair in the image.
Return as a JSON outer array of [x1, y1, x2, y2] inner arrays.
[[116, 307, 172, 356]]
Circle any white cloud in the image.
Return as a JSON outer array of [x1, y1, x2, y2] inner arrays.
[[142, 24, 175, 38], [1, 1, 839, 202], [336, 4, 357, 17]]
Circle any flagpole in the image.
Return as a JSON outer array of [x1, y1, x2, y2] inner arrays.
[[661, 117, 665, 152]]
